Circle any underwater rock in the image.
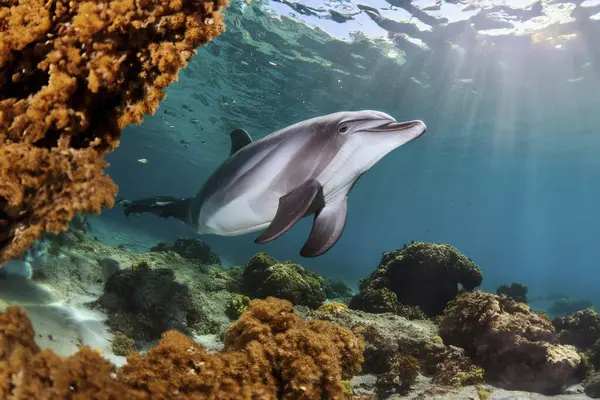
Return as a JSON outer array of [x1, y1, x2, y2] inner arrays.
[[440, 291, 583, 394], [585, 373, 600, 398], [553, 309, 600, 369], [93, 261, 206, 341], [150, 237, 221, 265], [549, 298, 594, 317], [239, 252, 327, 308], [350, 242, 482, 317], [496, 282, 528, 303], [312, 306, 483, 395]]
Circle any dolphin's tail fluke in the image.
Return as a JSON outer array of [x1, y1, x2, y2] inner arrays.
[[120, 196, 192, 222]]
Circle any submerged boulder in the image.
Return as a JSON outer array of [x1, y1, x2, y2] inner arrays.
[[349, 242, 482, 317], [150, 237, 221, 265], [94, 261, 210, 341], [440, 291, 583, 394], [553, 308, 600, 369], [312, 306, 483, 396], [240, 252, 327, 308]]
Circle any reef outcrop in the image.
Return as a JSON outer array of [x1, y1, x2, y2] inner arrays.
[[349, 242, 482, 317], [0, 297, 364, 399], [150, 237, 221, 265], [0, 0, 227, 265], [239, 252, 328, 308], [553, 308, 600, 369], [440, 291, 584, 394], [92, 261, 204, 340], [313, 305, 484, 397]]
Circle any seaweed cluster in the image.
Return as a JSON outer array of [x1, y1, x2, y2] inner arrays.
[[349, 242, 482, 317], [0, 297, 364, 399], [0, 0, 227, 264]]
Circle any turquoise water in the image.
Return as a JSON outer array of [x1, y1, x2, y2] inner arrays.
[[103, 0, 600, 305]]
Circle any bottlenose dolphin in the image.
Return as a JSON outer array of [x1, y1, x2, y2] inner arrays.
[[120, 111, 426, 257]]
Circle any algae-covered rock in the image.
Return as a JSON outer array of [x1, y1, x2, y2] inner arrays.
[[585, 373, 600, 398], [554, 309, 600, 369], [93, 261, 205, 340], [312, 307, 482, 394], [496, 282, 528, 304], [150, 237, 221, 265], [349, 242, 482, 317], [240, 252, 327, 308], [441, 291, 582, 394]]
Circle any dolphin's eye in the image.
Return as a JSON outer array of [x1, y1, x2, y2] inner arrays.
[[338, 124, 349, 134]]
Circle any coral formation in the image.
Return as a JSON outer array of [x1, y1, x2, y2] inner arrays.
[[313, 306, 482, 394], [150, 237, 221, 265], [553, 308, 600, 369], [0, 0, 227, 264], [92, 261, 204, 340], [240, 252, 327, 308], [440, 291, 583, 394], [0, 298, 364, 399], [496, 282, 528, 303], [350, 242, 482, 317]]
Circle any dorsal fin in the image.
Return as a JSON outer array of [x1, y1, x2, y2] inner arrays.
[[229, 128, 253, 156]]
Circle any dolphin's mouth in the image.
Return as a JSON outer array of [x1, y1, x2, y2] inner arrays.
[[369, 119, 427, 134]]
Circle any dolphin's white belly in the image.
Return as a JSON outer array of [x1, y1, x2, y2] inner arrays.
[[200, 190, 280, 236]]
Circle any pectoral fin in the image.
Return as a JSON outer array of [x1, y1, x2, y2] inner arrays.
[[300, 197, 348, 258], [255, 179, 323, 244]]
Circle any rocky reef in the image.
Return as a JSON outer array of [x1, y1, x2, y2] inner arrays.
[[238, 252, 329, 308], [0, 0, 227, 265], [312, 304, 484, 397], [440, 291, 584, 394], [349, 242, 482, 317]]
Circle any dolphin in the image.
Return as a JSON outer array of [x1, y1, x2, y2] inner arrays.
[[120, 111, 426, 257]]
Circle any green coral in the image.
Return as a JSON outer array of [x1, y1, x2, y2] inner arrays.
[[226, 294, 251, 320], [240, 252, 327, 309]]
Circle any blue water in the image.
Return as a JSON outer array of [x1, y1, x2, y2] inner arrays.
[[101, 0, 600, 305]]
